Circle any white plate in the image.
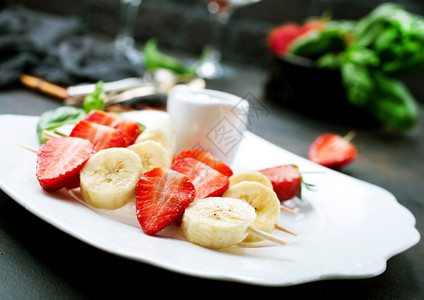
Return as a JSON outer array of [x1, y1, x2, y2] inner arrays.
[[0, 111, 420, 287]]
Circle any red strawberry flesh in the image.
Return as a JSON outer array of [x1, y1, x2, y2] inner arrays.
[[84, 109, 117, 125], [136, 167, 196, 235], [113, 118, 141, 146], [259, 164, 302, 201], [69, 120, 126, 151], [84, 110, 141, 146], [174, 149, 233, 177], [171, 157, 229, 200], [36, 137, 95, 191]]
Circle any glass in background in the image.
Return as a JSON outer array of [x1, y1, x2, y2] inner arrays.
[[114, 0, 143, 65], [197, 0, 262, 79]]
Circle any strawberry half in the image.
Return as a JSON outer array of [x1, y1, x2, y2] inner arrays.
[[174, 149, 233, 177], [259, 164, 303, 201], [136, 167, 196, 235], [114, 118, 142, 146], [84, 109, 117, 125], [308, 132, 358, 169], [84, 110, 141, 146], [36, 137, 95, 191], [171, 157, 230, 200], [69, 120, 126, 151]]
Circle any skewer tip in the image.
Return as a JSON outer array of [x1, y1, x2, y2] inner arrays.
[[274, 224, 297, 236], [280, 205, 300, 215], [17, 144, 38, 153], [247, 226, 287, 246]]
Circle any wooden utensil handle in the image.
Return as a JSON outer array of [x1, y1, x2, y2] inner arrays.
[[20, 74, 69, 99]]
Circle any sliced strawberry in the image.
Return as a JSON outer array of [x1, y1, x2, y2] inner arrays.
[[84, 109, 117, 125], [171, 157, 230, 200], [36, 137, 95, 191], [84, 110, 141, 146], [174, 149, 233, 177], [113, 118, 142, 146], [136, 167, 196, 235], [308, 132, 358, 169], [69, 120, 126, 151], [259, 164, 302, 201]]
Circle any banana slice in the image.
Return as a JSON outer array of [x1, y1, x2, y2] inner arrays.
[[229, 171, 273, 189], [181, 197, 256, 249], [223, 181, 280, 243], [128, 140, 172, 171], [135, 118, 176, 155], [80, 148, 143, 210]]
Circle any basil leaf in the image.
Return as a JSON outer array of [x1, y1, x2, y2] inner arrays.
[[83, 81, 105, 113], [143, 38, 196, 76], [341, 60, 374, 106], [36, 106, 85, 144], [289, 29, 347, 59], [366, 72, 418, 130]]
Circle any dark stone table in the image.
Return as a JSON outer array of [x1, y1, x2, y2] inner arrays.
[[0, 62, 423, 298]]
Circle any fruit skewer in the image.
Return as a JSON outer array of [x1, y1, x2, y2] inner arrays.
[[23, 107, 299, 249], [21, 141, 290, 249], [228, 169, 304, 216], [181, 197, 287, 249]]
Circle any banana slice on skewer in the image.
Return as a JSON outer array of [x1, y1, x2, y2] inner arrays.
[[128, 140, 173, 171], [135, 118, 176, 155], [80, 148, 143, 210], [223, 181, 281, 243], [181, 197, 256, 249], [182, 197, 287, 249], [229, 171, 273, 189], [229, 171, 301, 216]]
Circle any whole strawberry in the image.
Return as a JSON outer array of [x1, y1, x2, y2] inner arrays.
[[268, 23, 303, 56], [259, 164, 304, 201], [267, 19, 327, 56], [308, 132, 358, 169]]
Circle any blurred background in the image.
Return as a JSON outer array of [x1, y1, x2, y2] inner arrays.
[[1, 0, 424, 102]]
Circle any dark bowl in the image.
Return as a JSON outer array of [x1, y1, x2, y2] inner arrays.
[[264, 55, 380, 128]]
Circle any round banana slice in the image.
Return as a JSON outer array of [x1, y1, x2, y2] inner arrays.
[[223, 181, 280, 243], [135, 119, 176, 154], [80, 148, 143, 210], [128, 140, 172, 171], [181, 197, 256, 249], [229, 171, 273, 189]]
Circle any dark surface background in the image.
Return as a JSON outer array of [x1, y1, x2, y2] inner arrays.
[[1, 67, 423, 300], [0, 1, 423, 299], [3, 0, 424, 102]]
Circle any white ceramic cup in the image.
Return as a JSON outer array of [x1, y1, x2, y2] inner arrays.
[[167, 85, 249, 165]]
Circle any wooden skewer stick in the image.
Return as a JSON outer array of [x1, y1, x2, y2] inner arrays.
[[280, 205, 300, 215], [247, 227, 287, 246], [18, 134, 295, 248], [18, 129, 64, 154], [42, 130, 63, 140], [17, 144, 38, 154], [274, 224, 297, 236]]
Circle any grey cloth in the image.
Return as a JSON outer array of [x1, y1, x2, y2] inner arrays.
[[0, 5, 144, 88]]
